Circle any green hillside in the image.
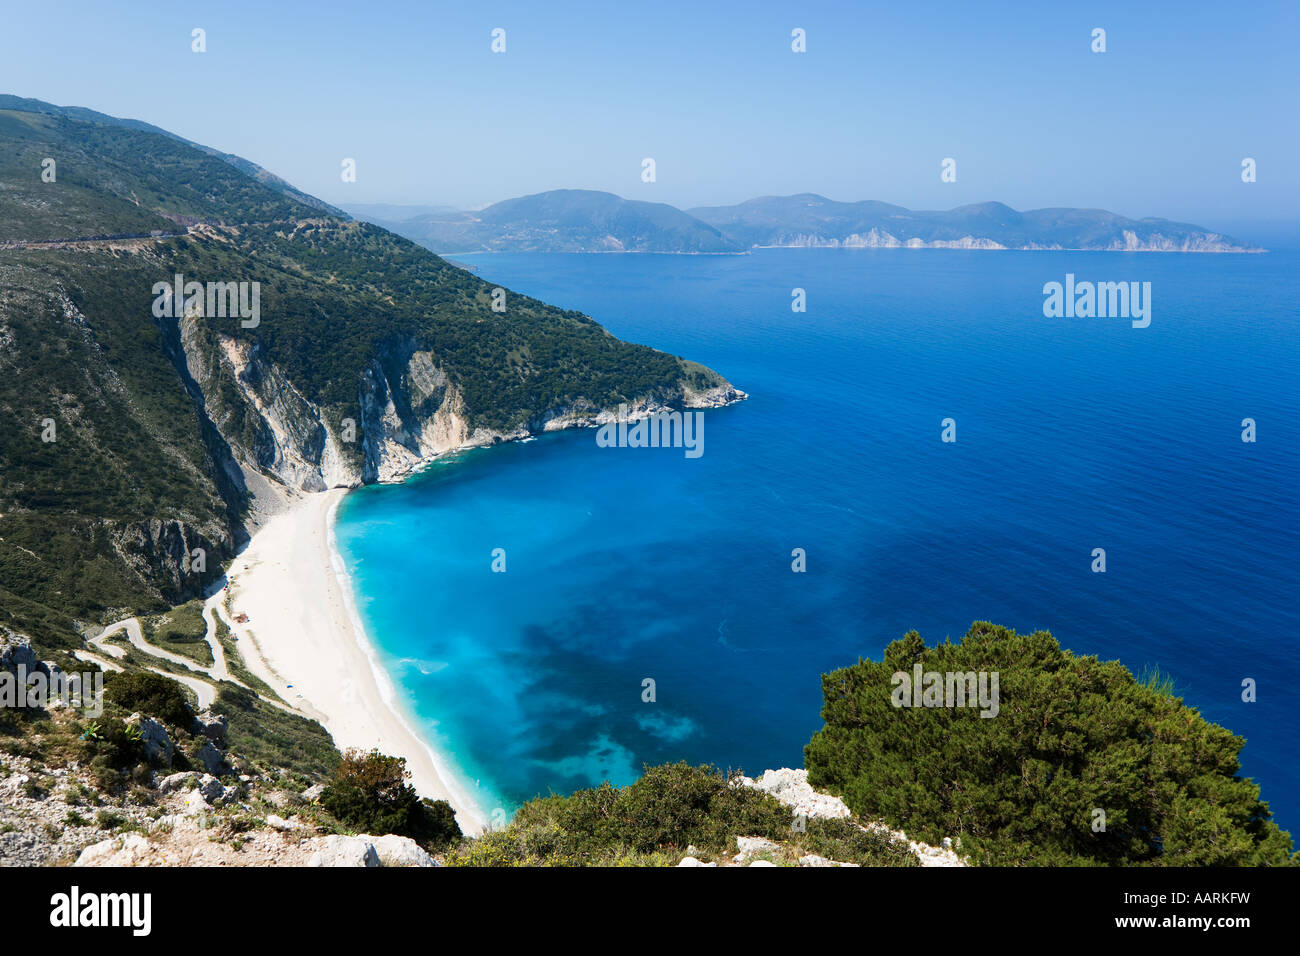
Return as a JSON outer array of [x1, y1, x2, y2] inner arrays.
[[0, 103, 737, 655], [0, 108, 323, 240]]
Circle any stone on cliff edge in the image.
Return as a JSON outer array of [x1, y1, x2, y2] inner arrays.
[[191, 709, 229, 744], [126, 713, 174, 766], [307, 835, 380, 867]]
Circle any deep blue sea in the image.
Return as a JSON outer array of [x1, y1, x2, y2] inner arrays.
[[333, 248, 1300, 832]]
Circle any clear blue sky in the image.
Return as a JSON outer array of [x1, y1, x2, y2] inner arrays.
[[3, 0, 1297, 229]]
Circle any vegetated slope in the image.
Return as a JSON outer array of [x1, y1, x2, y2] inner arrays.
[[0, 95, 345, 219], [0, 248, 238, 642], [0, 105, 742, 655], [0, 108, 325, 241]]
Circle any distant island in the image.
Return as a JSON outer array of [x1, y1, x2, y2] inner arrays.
[[347, 190, 1262, 255]]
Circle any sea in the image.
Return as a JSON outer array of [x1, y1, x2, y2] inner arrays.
[[331, 247, 1300, 832]]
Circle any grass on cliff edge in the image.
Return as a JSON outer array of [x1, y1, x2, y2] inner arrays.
[[215, 684, 337, 779]]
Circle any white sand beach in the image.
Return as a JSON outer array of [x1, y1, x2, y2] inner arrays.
[[215, 487, 487, 833]]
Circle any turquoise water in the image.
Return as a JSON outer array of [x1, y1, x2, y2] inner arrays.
[[334, 248, 1300, 829]]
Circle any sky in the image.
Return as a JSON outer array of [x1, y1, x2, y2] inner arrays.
[[2, 0, 1297, 231]]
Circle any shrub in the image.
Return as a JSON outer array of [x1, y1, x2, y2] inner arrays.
[[594, 762, 790, 854], [320, 749, 461, 850], [95, 810, 126, 830], [77, 717, 144, 786], [805, 622, 1298, 866], [447, 763, 800, 866], [103, 671, 192, 728]]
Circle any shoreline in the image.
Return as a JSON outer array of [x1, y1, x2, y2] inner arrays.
[[212, 394, 750, 835], [220, 487, 488, 834]]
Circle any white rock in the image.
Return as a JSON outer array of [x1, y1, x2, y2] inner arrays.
[[798, 854, 860, 867], [740, 768, 967, 867], [748, 860, 778, 867], [733, 835, 782, 864], [126, 713, 174, 765], [191, 709, 229, 743], [73, 839, 120, 867], [74, 833, 153, 867], [370, 834, 437, 867], [676, 856, 716, 867], [177, 788, 211, 816], [192, 740, 228, 776], [740, 768, 851, 821], [157, 771, 198, 794], [196, 774, 225, 804], [306, 834, 379, 867], [265, 814, 307, 832]]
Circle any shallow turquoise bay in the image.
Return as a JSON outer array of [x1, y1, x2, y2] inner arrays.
[[333, 249, 1300, 828]]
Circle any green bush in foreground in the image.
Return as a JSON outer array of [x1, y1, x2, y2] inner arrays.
[[805, 622, 1298, 867], [102, 671, 192, 728], [321, 748, 461, 850], [444, 762, 917, 867]]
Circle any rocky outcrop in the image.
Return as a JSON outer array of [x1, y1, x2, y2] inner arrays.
[[370, 834, 438, 867], [739, 767, 852, 821], [265, 813, 308, 832], [191, 709, 229, 745], [0, 628, 40, 673], [176, 317, 746, 509], [736, 768, 966, 867], [0, 628, 66, 690], [195, 774, 227, 804], [357, 350, 471, 483], [305, 833, 438, 867], [75, 833, 155, 867], [157, 771, 199, 794], [733, 835, 783, 864], [304, 836, 388, 867], [0, 755, 161, 866], [191, 739, 229, 776], [179, 318, 361, 517], [125, 713, 174, 766], [111, 518, 227, 603]]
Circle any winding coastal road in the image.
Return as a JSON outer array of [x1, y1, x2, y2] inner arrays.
[[84, 594, 305, 717]]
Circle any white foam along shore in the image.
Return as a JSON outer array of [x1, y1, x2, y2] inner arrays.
[[218, 487, 488, 834]]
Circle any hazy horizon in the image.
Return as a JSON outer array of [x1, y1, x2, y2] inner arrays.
[[3, 0, 1297, 236]]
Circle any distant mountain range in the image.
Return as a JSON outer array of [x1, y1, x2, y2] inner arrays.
[[349, 190, 1260, 254], [349, 190, 742, 254]]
